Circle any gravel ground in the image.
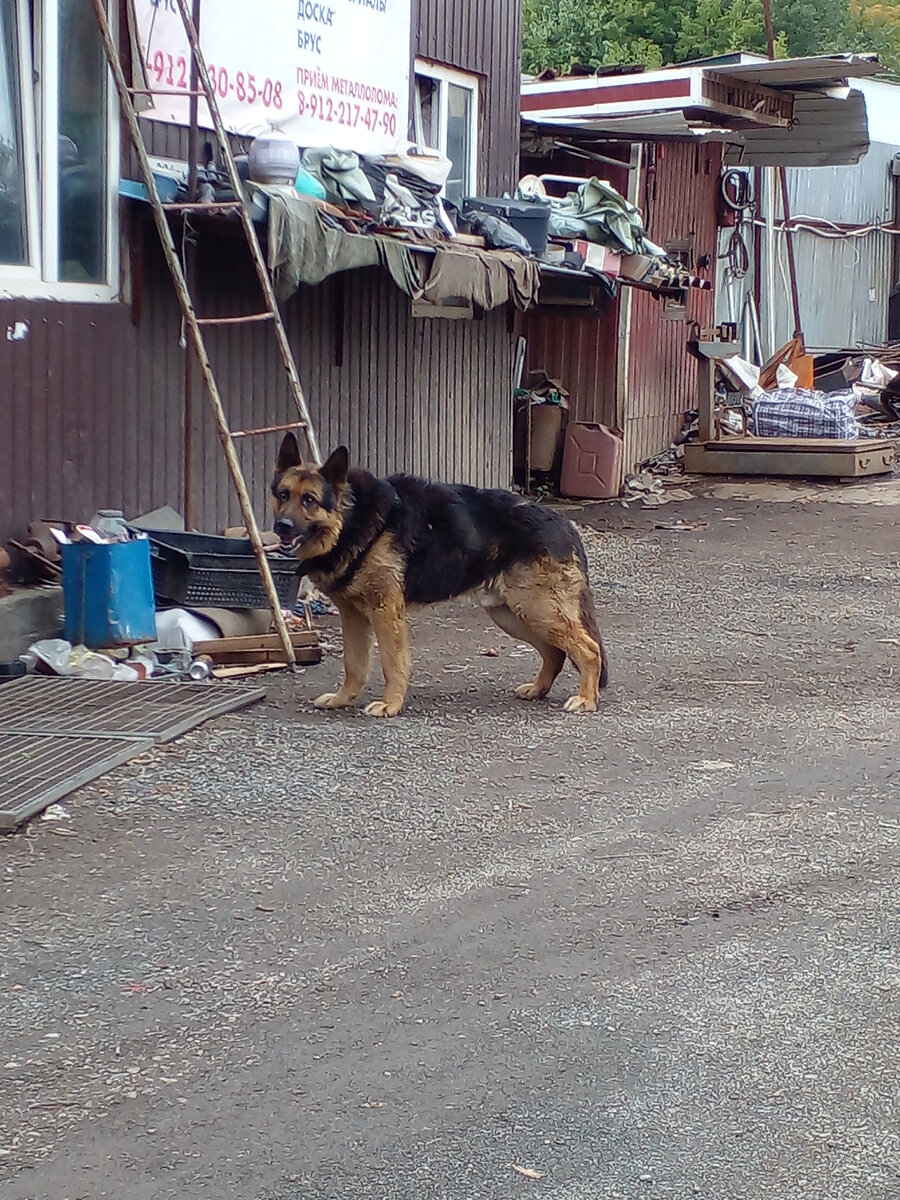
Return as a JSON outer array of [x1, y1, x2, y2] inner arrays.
[[2, 484, 900, 1200]]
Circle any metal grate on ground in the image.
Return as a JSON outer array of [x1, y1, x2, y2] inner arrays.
[[0, 677, 265, 830], [0, 732, 154, 829], [0, 677, 265, 740]]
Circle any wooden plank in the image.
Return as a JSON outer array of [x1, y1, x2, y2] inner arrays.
[[211, 663, 289, 679], [204, 647, 322, 666], [193, 632, 319, 655], [702, 435, 896, 451]]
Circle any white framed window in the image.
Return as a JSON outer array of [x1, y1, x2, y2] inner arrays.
[[413, 59, 478, 210], [0, 0, 119, 302]]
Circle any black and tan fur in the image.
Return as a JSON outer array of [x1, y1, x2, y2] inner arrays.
[[272, 434, 608, 717]]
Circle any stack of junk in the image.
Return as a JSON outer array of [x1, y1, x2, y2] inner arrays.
[[1, 507, 323, 686]]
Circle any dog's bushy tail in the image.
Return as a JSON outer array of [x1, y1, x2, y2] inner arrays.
[[578, 582, 609, 690]]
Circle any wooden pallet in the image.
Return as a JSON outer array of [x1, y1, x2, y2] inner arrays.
[[193, 631, 322, 667], [684, 437, 896, 478]]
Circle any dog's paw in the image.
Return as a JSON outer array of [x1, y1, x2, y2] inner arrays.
[[563, 694, 598, 714], [363, 700, 402, 718], [514, 682, 548, 701], [313, 691, 350, 709]]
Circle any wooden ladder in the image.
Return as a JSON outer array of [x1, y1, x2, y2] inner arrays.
[[90, 0, 321, 666]]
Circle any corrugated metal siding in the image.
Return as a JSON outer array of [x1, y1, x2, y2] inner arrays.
[[0, 0, 522, 543], [416, 0, 521, 194], [0, 228, 515, 540], [625, 141, 719, 469], [519, 150, 631, 431], [757, 151, 899, 352], [525, 304, 619, 427]]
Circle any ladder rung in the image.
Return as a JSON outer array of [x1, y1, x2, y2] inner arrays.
[[197, 313, 275, 327], [129, 87, 206, 97], [231, 421, 310, 439], [162, 201, 243, 213]]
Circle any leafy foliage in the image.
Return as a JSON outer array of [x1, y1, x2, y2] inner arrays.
[[522, 0, 899, 75]]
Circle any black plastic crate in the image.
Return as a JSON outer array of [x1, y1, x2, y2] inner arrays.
[[144, 530, 300, 609]]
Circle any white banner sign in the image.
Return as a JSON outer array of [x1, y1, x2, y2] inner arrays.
[[135, 0, 411, 155]]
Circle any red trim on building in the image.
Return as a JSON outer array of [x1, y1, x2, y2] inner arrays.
[[521, 77, 692, 114]]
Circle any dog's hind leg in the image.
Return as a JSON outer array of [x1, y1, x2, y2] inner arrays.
[[485, 602, 565, 700], [314, 602, 374, 709], [499, 560, 603, 714]]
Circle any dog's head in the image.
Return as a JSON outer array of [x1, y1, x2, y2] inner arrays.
[[271, 433, 349, 560]]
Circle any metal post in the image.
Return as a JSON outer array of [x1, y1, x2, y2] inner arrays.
[[761, 0, 804, 346]]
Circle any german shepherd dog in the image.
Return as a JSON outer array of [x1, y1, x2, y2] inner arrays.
[[272, 433, 608, 717]]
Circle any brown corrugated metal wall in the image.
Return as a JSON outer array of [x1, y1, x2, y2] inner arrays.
[[416, 0, 521, 195], [524, 302, 619, 426], [624, 141, 719, 468], [0, 218, 516, 539], [0, 0, 522, 542]]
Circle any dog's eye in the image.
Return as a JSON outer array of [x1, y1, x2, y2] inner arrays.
[[277, 489, 290, 504], [301, 494, 317, 510]]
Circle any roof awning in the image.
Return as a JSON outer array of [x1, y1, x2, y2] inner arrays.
[[727, 88, 870, 167], [521, 54, 881, 167]]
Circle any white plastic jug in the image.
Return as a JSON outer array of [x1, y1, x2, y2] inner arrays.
[[248, 130, 301, 185]]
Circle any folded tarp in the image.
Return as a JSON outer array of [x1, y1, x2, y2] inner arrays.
[[259, 185, 540, 311], [529, 176, 665, 257]]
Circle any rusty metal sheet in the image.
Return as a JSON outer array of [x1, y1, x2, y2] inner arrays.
[[624, 141, 719, 471]]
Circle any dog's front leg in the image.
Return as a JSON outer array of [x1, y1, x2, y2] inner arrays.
[[313, 602, 373, 710], [364, 600, 410, 717]]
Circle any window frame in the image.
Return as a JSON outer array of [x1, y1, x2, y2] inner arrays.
[[0, 0, 120, 303], [413, 57, 479, 203]]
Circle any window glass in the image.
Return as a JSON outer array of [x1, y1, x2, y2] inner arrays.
[[57, 0, 106, 282], [0, 0, 27, 266], [444, 82, 471, 207], [414, 74, 437, 148]]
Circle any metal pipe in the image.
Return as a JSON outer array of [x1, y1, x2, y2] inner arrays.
[[187, 0, 201, 203], [552, 142, 638, 172], [184, 337, 193, 530], [761, 0, 804, 345], [615, 143, 642, 436], [765, 167, 776, 354], [778, 167, 803, 340]]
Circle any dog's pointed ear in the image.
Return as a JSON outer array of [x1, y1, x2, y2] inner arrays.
[[320, 446, 349, 489], [276, 432, 302, 474]]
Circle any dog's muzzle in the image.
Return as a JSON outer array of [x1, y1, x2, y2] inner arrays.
[[273, 518, 305, 555]]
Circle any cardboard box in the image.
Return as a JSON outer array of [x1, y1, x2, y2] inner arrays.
[[617, 253, 655, 282], [573, 240, 621, 277]]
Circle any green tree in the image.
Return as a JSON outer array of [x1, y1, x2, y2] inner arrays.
[[847, 0, 900, 72], [522, 0, 900, 74], [521, 0, 672, 73], [675, 0, 770, 60], [771, 0, 853, 56]]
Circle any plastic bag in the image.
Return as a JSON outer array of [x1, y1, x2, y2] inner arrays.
[[775, 362, 798, 389], [21, 638, 139, 681], [465, 212, 532, 255]]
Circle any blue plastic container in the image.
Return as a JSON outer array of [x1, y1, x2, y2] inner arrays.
[[62, 539, 158, 649]]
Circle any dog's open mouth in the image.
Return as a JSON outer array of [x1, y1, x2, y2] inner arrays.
[[278, 536, 304, 555]]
